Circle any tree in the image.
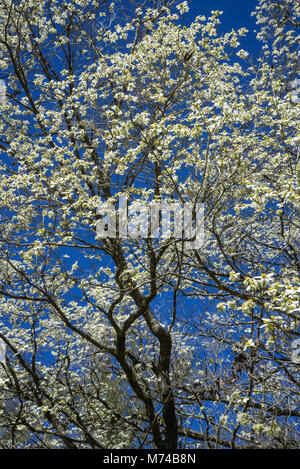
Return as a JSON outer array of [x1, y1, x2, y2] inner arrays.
[[0, 0, 299, 449]]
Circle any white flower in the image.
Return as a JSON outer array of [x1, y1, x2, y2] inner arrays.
[[236, 412, 249, 425], [219, 415, 228, 425], [236, 49, 249, 59], [176, 1, 189, 15], [243, 339, 256, 351]]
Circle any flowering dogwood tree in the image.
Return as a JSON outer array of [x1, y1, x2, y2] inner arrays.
[[0, 0, 299, 448]]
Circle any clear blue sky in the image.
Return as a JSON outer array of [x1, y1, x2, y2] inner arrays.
[[189, 0, 260, 57]]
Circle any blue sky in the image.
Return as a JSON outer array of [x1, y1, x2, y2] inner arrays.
[[189, 0, 260, 56]]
